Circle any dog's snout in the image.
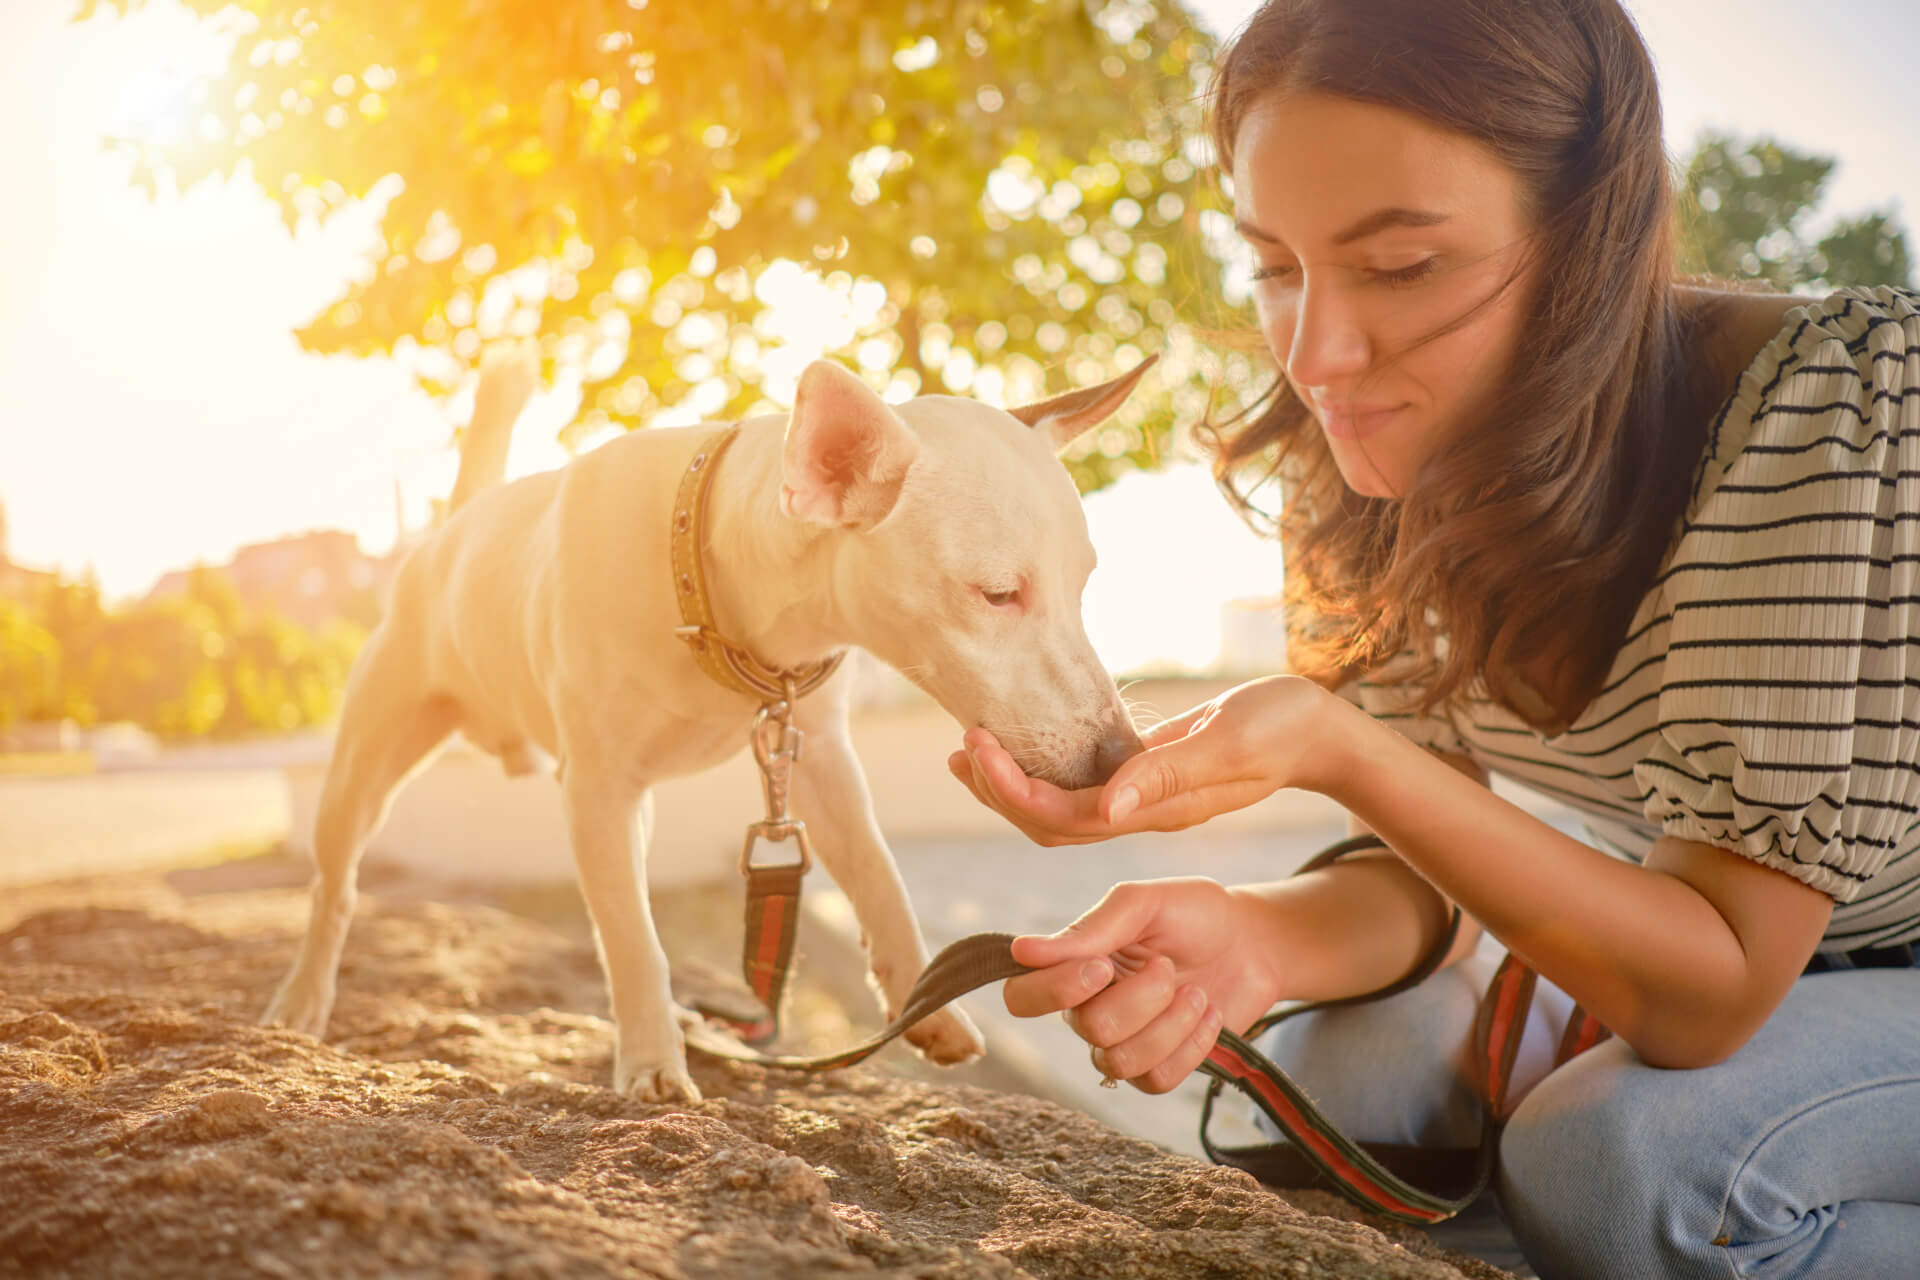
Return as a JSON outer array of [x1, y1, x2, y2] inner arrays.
[[1091, 728, 1145, 786]]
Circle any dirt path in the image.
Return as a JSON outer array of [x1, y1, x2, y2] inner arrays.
[[0, 857, 1515, 1278]]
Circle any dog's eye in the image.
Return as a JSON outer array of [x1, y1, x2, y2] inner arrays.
[[979, 586, 1021, 609]]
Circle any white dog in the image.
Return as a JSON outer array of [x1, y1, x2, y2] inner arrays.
[[264, 349, 1151, 1101]]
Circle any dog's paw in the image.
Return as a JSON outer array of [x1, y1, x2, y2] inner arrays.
[[613, 1008, 703, 1102], [614, 1053, 703, 1104], [904, 1005, 985, 1066], [260, 981, 333, 1039]]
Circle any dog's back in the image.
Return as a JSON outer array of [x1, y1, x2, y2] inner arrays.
[[370, 346, 559, 763]]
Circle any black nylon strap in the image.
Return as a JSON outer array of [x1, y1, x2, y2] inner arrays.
[[1197, 1136, 1487, 1203]]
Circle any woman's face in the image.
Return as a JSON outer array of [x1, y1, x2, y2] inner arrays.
[[1231, 91, 1539, 498]]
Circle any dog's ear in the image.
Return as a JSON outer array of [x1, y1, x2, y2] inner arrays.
[[1009, 354, 1159, 453], [782, 361, 921, 530]]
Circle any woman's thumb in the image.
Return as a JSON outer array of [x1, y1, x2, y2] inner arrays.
[[1100, 740, 1192, 824], [1010, 886, 1154, 969]]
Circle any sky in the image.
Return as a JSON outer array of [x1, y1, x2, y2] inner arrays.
[[1, 0, 1915, 674]]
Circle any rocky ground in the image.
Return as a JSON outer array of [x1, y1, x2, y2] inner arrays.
[[0, 852, 1517, 1278]]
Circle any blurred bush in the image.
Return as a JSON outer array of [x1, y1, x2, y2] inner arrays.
[[0, 567, 365, 740]]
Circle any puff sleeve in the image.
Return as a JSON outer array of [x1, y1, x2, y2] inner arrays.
[[1636, 287, 1920, 902]]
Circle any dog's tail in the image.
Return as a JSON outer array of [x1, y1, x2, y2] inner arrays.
[[446, 341, 539, 514]]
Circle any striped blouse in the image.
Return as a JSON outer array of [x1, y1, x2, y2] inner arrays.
[[1345, 285, 1920, 951]]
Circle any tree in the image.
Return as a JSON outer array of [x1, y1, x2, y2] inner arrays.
[[57, 566, 369, 739], [0, 599, 60, 729], [84, 0, 1242, 491], [33, 576, 109, 726], [1676, 132, 1913, 292]]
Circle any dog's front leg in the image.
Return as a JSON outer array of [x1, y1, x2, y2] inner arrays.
[[560, 768, 700, 1102], [790, 728, 985, 1066]]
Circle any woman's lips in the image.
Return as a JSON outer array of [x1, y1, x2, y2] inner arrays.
[[1318, 403, 1408, 440]]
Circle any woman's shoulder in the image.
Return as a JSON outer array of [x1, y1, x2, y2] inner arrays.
[[1689, 287, 1814, 387], [1684, 284, 1920, 518]]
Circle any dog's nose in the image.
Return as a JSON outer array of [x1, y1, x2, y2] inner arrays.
[[1091, 729, 1145, 786]]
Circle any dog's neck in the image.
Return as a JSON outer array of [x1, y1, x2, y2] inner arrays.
[[697, 419, 848, 671]]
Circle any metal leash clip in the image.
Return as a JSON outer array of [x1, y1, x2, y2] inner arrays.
[[739, 680, 813, 875]]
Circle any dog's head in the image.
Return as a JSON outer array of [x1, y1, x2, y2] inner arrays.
[[780, 357, 1157, 790]]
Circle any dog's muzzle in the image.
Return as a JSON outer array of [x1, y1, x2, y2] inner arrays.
[[1091, 730, 1145, 786]]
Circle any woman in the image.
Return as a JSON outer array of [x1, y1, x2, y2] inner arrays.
[[949, 0, 1920, 1275]]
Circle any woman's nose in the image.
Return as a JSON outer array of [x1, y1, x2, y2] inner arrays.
[[1284, 276, 1371, 389]]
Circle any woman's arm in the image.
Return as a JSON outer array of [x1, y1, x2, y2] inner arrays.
[[1313, 695, 1834, 1067], [1342, 749, 1487, 973], [1228, 852, 1465, 1002], [974, 674, 1832, 1073], [988, 738, 1490, 1093], [1001, 858, 1473, 1094]]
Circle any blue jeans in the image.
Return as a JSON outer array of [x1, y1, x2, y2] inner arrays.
[[1253, 937, 1920, 1278]]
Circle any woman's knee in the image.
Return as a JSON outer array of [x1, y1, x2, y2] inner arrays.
[[1498, 1042, 1721, 1277]]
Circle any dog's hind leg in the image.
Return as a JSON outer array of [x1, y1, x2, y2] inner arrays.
[[558, 758, 699, 1103], [263, 636, 457, 1037]]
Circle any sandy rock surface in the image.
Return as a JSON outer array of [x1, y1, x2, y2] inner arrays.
[[0, 860, 1515, 1279]]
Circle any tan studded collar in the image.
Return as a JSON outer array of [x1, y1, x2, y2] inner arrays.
[[669, 426, 846, 702]]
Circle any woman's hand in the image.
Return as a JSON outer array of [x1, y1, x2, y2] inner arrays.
[[1001, 877, 1292, 1094], [948, 674, 1346, 846]]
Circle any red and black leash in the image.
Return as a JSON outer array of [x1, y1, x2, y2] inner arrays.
[[666, 424, 1612, 1217], [663, 426, 1614, 1217], [693, 832, 1612, 1226], [1196, 835, 1611, 1226]]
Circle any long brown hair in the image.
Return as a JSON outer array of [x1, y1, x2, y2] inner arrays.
[[1205, 0, 1722, 729]]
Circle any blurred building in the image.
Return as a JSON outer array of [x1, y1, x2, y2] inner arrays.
[[146, 530, 393, 627], [1217, 595, 1288, 676], [0, 555, 60, 603]]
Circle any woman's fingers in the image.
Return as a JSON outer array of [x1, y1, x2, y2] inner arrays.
[[1099, 725, 1275, 826], [966, 731, 1082, 820], [951, 730, 1111, 843], [1086, 980, 1208, 1089], [946, 745, 1058, 844], [1115, 998, 1227, 1095], [1061, 955, 1177, 1047], [951, 724, 1266, 843], [1002, 955, 1115, 1018], [1138, 702, 1210, 749], [1113, 778, 1277, 833], [1101, 734, 1209, 824], [1009, 952, 1234, 1094], [1009, 882, 1161, 970]]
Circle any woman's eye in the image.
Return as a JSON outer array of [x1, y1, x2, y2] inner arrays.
[[1374, 258, 1439, 287], [1249, 262, 1299, 285], [980, 586, 1021, 608]]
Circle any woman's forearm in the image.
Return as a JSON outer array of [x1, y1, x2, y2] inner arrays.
[[1234, 852, 1479, 1004], [1310, 699, 1769, 1067]]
